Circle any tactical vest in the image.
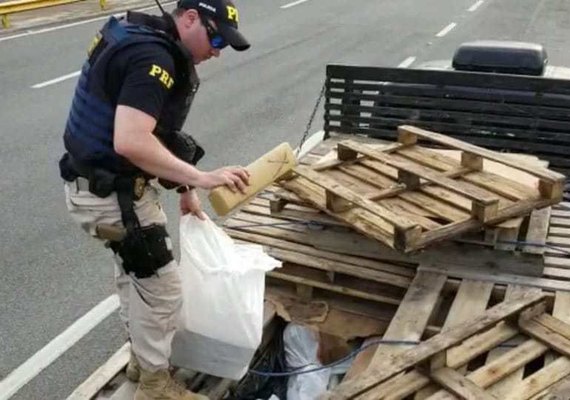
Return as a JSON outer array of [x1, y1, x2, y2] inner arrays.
[[63, 13, 200, 175]]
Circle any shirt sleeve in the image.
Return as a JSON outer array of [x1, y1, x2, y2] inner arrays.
[[114, 43, 176, 119]]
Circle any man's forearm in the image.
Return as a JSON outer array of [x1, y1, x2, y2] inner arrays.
[[115, 127, 202, 186]]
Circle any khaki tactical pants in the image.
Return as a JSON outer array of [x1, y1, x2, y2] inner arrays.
[[64, 179, 182, 372]]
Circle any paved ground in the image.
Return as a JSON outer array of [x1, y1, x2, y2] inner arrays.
[[2, 0, 570, 398]]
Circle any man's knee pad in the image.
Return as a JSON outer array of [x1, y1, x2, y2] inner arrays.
[[110, 225, 174, 279]]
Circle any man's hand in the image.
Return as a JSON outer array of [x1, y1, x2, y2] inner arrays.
[[180, 189, 207, 220], [198, 166, 250, 193]]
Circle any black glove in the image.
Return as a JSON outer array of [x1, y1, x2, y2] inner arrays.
[[159, 130, 205, 190]]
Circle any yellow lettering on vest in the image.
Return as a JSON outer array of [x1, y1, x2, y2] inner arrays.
[[159, 70, 171, 86], [226, 6, 239, 22], [87, 33, 101, 56], [167, 77, 175, 89], [149, 64, 162, 77]]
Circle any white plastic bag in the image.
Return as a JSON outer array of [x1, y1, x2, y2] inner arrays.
[[284, 324, 331, 400], [170, 215, 280, 379]]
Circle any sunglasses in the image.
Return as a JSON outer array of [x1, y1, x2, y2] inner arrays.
[[199, 15, 228, 50]]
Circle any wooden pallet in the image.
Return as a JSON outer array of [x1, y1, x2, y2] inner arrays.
[[325, 284, 570, 400], [228, 190, 555, 281], [277, 126, 565, 252], [296, 133, 554, 253]]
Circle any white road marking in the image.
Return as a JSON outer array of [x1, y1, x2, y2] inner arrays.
[[435, 22, 457, 38], [468, 0, 484, 12], [398, 56, 416, 68], [0, 295, 120, 400], [31, 70, 81, 89], [0, 1, 176, 43], [281, 0, 310, 9]]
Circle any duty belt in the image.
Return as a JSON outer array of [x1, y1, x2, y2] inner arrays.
[[60, 152, 148, 236]]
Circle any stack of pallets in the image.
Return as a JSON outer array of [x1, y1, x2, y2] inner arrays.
[[221, 126, 570, 399]]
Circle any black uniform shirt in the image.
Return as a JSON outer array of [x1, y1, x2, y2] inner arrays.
[[105, 41, 176, 120]]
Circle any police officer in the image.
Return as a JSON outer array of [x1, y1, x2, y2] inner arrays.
[[59, 1, 250, 399]]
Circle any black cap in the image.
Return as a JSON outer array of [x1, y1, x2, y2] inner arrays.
[[177, 0, 250, 51]]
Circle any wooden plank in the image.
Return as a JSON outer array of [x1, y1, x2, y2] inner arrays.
[[282, 177, 406, 249], [294, 165, 420, 230], [537, 293, 570, 390], [231, 211, 307, 233], [225, 217, 312, 243], [545, 247, 568, 256], [266, 247, 411, 289], [360, 370, 429, 399], [314, 142, 405, 171], [533, 376, 570, 399], [365, 153, 516, 221], [326, 168, 386, 198], [419, 264, 570, 293], [67, 343, 130, 400], [429, 368, 497, 400], [549, 227, 570, 237], [398, 146, 542, 202], [486, 286, 541, 398], [550, 217, 570, 228], [551, 209, 570, 218], [544, 267, 570, 280], [398, 125, 565, 183], [399, 191, 471, 222], [414, 280, 494, 399], [268, 266, 401, 306], [523, 207, 552, 254], [245, 198, 347, 227], [544, 257, 570, 268], [358, 152, 497, 214], [358, 298, 519, 399], [534, 313, 570, 341], [325, 292, 546, 400], [519, 318, 570, 358], [463, 171, 539, 202], [415, 197, 555, 250], [344, 271, 447, 379], [494, 226, 520, 252], [552, 292, 570, 331], [381, 198, 443, 230], [447, 322, 520, 369], [504, 356, 570, 400], [543, 293, 570, 377], [445, 281, 494, 328], [396, 146, 458, 171], [340, 163, 469, 225], [427, 339, 550, 400], [338, 140, 500, 207]]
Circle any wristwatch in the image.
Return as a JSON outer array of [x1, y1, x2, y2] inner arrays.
[[176, 185, 193, 194]]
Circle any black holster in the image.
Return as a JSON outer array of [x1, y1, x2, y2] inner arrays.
[[109, 224, 173, 278]]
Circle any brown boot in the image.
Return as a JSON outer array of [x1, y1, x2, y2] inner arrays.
[[125, 352, 141, 382], [134, 369, 209, 400]]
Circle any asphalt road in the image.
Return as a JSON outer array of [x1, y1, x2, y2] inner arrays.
[[1, 0, 570, 398]]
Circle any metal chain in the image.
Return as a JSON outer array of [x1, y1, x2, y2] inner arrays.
[[295, 81, 327, 158]]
